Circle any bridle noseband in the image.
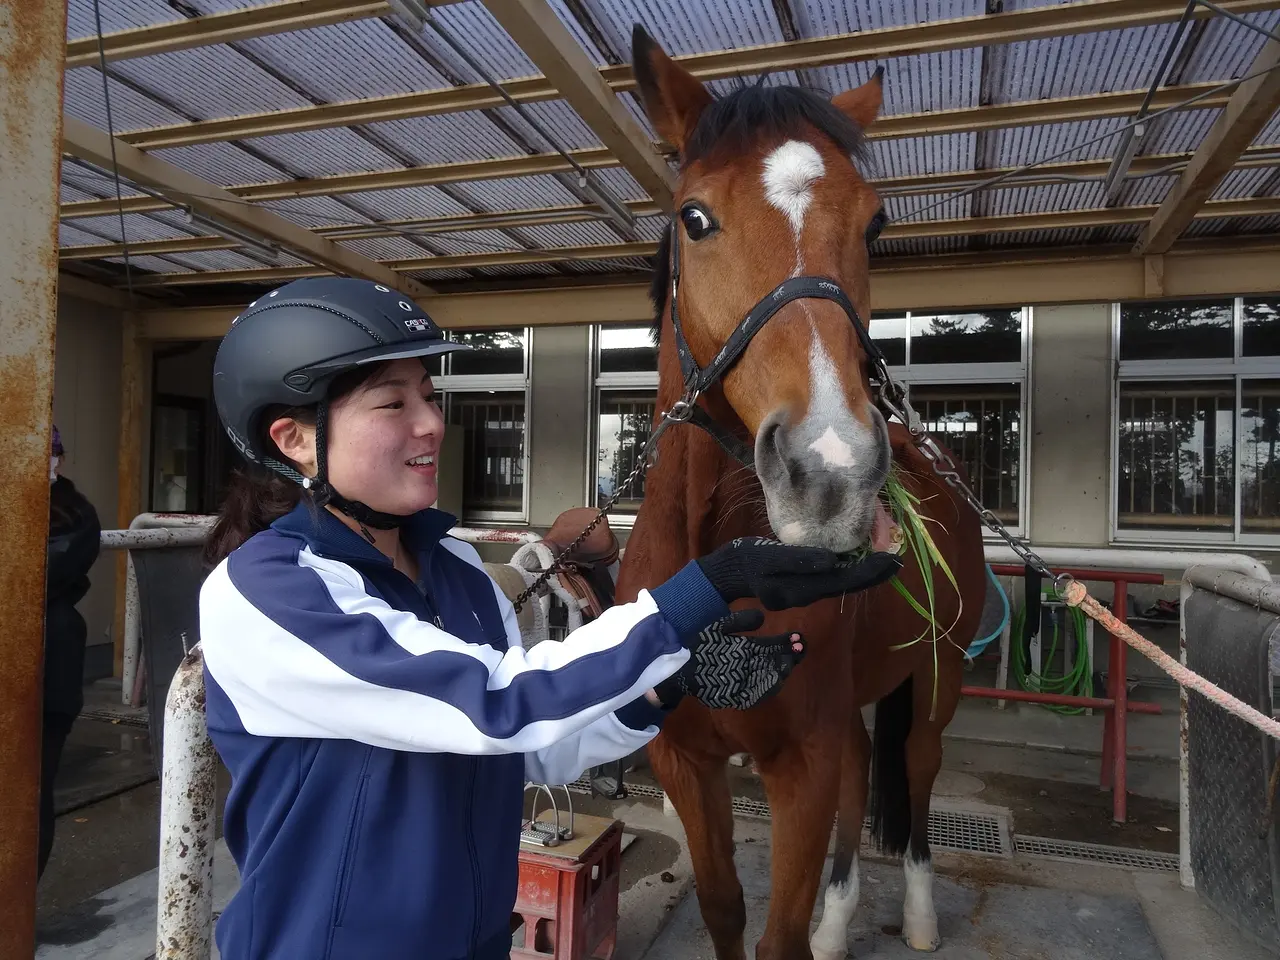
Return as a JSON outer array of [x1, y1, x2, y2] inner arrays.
[[663, 217, 908, 468]]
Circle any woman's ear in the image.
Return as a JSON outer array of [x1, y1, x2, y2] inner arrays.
[[267, 417, 317, 478]]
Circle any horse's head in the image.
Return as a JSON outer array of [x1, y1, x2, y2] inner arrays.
[[633, 27, 896, 554]]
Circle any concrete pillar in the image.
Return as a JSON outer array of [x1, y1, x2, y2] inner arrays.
[[0, 0, 71, 952], [1028, 304, 1113, 546], [528, 325, 591, 528]]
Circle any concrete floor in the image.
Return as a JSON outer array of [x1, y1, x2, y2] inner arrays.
[[33, 675, 1267, 960]]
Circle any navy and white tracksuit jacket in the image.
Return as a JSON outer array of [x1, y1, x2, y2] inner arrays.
[[199, 502, 729, 960]]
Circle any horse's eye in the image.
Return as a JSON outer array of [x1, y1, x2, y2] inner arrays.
[[866, 208, 888, 245], [680, 203, 716, 241]]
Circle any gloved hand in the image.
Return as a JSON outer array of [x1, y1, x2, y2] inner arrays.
[[696, 537, 902, 611], [654, 609, 805, 711]]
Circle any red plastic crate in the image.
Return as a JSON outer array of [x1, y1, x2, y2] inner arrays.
[[511, 814, 622, 960]]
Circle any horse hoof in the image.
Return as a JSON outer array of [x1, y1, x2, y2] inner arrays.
[[901, 930, 940, 953]]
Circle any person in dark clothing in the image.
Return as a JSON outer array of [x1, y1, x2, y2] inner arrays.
[[39, 426, 101, 878]]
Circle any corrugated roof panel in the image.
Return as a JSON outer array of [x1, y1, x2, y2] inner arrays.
[[1254, 111, 1280, 146], [358, 113, 526, 167], [405, 267, 473, 281], [546, 0, 617, 65], [704, 71, 806, 98], [316, 188, 472, 223], [471, 263, 561, 278], [980, 181, 1107, 215], [591, 167, 651, 202], [512, 220, 625, 247], [559, 256, 652, 274], [68, 213, 196, 243], [885, 192, 971, 222], [58, 181, 101, 205], [793, 0, 985, 34], [60, 222, 112, 247], [489, 101, 605, 152], [428, 1, 542, 79], [423, 229, 526, 256], [1091, 223, 1144, 245], [232, 128, 398, 179], [1174, 10, 1280, 83], [984, 118, 1130, 170], [63, 68, 188, 130], [65, 0, 226, 39], [163, 249, 282, 272], [105, 45, 313, 124], [996, 23, 1187, 103], [339, 235, 446, 261], [872, 133, 977, 179], [1114, 173, 1176, 208], [871, 235, 968, 258], [634, 215, 669, 241], [103, 254, 194, 274], [980, 227, 1097, 248], [815, 50, 982, 115], [230, 19, 452, 101], [149, 141, 292, 186], [1142, 107, 1220, 155], [588, 0, 785, 56], [451, 175, 583, 211], [1211, 167, 1277, 200], [1185, 214, 1280, 237]]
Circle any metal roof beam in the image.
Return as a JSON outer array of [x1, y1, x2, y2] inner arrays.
[[476, 0, 675, 211], [109, 0, 1280, 149], [64, 0, 459, 69], [63, 86, 1262, 220], [61, 115, 432, 298], [1135, 37, 1280, 254], [109, 196, 1280, 287]]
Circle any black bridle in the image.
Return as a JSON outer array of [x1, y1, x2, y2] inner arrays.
[[663, 217, 903, 468]]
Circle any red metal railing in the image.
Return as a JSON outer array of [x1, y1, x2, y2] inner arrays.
[[961, 564, 1167, 823]]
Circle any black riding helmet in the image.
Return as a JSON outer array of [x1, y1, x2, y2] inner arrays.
[[213, 276, 470, 529]]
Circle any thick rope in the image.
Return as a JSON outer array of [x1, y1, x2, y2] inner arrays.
[[1062, 580, 1280, 741]]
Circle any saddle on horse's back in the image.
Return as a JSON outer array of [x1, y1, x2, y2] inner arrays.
[[539, 507, 621, 620]]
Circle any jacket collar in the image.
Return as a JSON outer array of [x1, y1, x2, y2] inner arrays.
[[271, 501, 458, 567]]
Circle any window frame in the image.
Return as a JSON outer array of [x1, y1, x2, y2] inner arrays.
[[874, 306, 1033, 539], [432, 327, 532, 525], [1109, 298, 1280, 547], [587, 324, 659, 528]]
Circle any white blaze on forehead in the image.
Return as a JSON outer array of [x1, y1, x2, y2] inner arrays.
[[762, 140, 825, 235]]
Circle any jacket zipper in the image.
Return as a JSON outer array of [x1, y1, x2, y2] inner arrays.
[[465, 761, 483, 954]]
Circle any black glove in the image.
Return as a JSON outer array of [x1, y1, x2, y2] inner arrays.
[[695, 537, 902, 611], [655, 609, 805, 711]]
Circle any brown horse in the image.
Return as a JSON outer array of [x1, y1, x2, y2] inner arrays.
[[613, 27, 987, 960]]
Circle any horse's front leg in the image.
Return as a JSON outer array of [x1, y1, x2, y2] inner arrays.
[[649, 732, 747, 960], [754, 734, 840, 960]]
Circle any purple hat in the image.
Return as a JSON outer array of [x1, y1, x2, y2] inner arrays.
[[52, 425, 63, 458]]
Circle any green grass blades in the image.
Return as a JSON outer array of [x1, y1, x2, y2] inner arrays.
[[878, 466, 965, 722]]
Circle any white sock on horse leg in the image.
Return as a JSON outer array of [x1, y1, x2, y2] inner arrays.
[[901, 855, 940, 952], [810, 855, 859, 960]]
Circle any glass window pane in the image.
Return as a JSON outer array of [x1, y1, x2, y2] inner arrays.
[[444, 391, 525, 513], [151, 402, 203, 513], [906, 383, 1021, 525], [1116, 380, 1235, 533], [448, 329, 526, 376], [909, 310, 1021, 364], [869, 313, 906, 366], [1243, 298, 1280, 357], [597, 391, 655, 511], [599, 325, 658, 374], [1118, 300, 1232, 361], [1242, 378, 1280, 536]]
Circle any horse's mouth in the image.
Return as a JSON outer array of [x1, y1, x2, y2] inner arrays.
[[869, 499, 903, 554]]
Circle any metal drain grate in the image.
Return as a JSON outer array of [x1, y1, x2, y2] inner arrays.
[[1014, 835, 1179, 873], [919, 806, 1011, 857]]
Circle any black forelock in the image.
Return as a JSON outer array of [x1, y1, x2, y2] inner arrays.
[[649, 81, 874, 345]]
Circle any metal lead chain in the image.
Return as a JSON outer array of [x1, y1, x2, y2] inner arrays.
[[510, 397, 688, 613]]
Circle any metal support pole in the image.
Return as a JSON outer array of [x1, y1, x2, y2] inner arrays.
[[156, 646, 217, 960], [0, 0, 71, 953]]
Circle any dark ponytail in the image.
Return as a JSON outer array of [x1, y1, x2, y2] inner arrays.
[[204, 362, 391, 566]]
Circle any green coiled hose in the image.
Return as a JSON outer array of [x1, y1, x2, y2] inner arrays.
[[1011, 600, 1093, 715]]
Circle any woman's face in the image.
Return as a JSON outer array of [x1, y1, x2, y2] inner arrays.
[[289, 357, 446, 515]]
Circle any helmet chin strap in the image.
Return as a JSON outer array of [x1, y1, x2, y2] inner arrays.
[[305, 401, 411, 539]]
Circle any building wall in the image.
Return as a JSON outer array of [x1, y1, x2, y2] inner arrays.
[[52, 295, 123, 678]]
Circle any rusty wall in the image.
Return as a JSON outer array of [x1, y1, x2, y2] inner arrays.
[[53, 293, 123, 676]]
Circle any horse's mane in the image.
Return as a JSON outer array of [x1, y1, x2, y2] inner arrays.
[[648, 81, 874, 345]]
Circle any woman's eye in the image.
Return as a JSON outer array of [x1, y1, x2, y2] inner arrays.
[[381, 401, 404, 410], [680, 204, 715, 241]]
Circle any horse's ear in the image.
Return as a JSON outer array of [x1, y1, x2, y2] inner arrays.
[[631, 24, 712, 155], [832, 66, 884, 129]]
